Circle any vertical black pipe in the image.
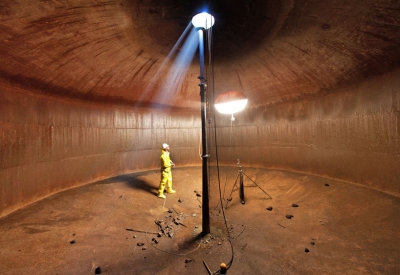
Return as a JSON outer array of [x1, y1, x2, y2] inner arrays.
[[198, 29, 205, 81], [198, 29, 210, 235]]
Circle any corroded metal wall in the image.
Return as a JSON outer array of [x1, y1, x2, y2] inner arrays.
[[211, 71, 400, 196], [0, 85, 201, 218], [1, 70, 399, 218]]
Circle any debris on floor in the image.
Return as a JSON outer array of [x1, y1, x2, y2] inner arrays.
[[154, 210, 190, 239], [2, 167, 399, 275]]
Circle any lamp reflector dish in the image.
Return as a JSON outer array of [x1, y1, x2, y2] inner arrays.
[[215, 91, 248, 114]]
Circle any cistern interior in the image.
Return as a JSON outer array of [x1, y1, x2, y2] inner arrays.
[[0, 0, 399, 274]]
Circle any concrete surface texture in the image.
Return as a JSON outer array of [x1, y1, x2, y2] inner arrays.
[[0, 167, 399, 275]]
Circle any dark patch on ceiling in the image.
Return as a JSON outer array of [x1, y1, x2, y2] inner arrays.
[[122, 0, 280, 61]]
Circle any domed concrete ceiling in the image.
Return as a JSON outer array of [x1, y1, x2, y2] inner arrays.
[[0, 0, 399, 109]]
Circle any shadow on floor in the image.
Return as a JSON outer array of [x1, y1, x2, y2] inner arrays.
[[95, 172, 159, 196]]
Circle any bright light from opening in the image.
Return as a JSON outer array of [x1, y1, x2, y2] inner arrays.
[[215, 91, 248, 115], [192, 12, 215, 29]]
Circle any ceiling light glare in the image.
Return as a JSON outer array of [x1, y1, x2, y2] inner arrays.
[[192, 12, 215, 29]]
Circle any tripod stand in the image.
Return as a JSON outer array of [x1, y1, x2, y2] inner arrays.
[[226, 159, 272, 206]]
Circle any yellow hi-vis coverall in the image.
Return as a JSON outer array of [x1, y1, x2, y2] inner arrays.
[[158, 150, 174, 196]]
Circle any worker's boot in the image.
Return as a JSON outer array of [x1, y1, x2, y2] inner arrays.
[[157, 193, 166, 199]]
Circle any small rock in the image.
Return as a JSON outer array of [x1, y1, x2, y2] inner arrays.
[[185, 258, 193, 263], [95, 266, 102, 274], [133, 235, 137, 238], [325, 183, 330, 187], [142, 247, 147, 250], [286, 214, 294, 219], [266, 206, 273, 211], [178, 198, 183, 203], [311, 242, 315, 245], [292, 203, 299, 207], [196, 193, 201, 197], [137, 242, 145, 246], [152, 238, 159, 244], [168, 208, 173, 213], [305, 248, 310, 253], [70, 240, 76, 244]]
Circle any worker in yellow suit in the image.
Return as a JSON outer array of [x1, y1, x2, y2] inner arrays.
[[157, 143, 176, 199]]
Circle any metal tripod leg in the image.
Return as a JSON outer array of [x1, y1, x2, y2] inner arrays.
[[242, 171, 272, 199], [225, 161, 273, 207], [226, 172, 240, 208], [239, 169, 245, 204], [226, 169, 246, 207]]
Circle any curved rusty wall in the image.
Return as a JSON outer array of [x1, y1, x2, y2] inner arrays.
[[1, 71, 399, 218], [212, 70, 400, 196], [0, 85, 201, 218], [1, 0, 400, 218]]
